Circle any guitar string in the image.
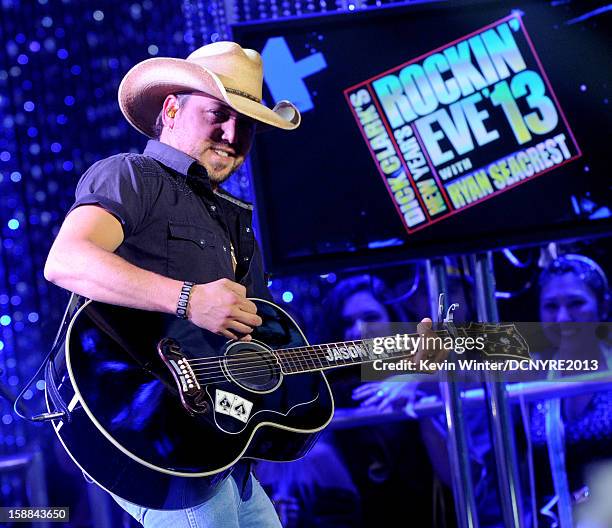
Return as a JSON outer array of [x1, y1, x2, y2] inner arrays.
[[185, 329, 455, 365], [183, 329, 521, 370], [189, 347, 527, 386], [194, 371, 303, 386], [181, 346, 527, 386], [191, 355, 412, 385], [183, 327, 509, 367], [185, 346, 528, 382], [189, 354, 362, 380], [188, 341, 375, 369], [188, 344, 435, 373], [186, 339, 377, 366], [189, 349, 406, 376], [187, 340, 526, 375], [188, 342, 442, 374]]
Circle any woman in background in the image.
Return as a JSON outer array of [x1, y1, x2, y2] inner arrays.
[[532, 254, 611, 527]]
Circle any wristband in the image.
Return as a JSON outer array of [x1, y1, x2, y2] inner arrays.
[[176, 281, 195, 319]]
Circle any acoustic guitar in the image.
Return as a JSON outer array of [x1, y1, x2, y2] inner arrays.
[[46, 298, 528, 508]]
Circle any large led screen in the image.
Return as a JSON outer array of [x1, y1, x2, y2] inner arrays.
[[232, 0, 611, 274]]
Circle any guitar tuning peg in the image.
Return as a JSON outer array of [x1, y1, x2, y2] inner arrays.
[[437, 293, 445, 324], [442, 301, 460, 340], [445, 303, 460, 323]]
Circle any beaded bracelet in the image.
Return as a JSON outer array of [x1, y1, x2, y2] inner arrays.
[[176, 281, 195, 319]]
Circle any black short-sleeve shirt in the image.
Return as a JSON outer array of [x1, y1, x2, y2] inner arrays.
[[69, 140, 271, 300]]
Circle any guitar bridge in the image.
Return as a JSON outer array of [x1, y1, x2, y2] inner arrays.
[[158, 338, 209, 415]]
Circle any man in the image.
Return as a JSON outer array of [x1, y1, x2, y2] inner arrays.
[[44, 41, 300, 528], [45, 41, 439, 527]]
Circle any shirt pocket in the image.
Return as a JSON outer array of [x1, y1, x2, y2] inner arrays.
[[167, 221, 221, 283]]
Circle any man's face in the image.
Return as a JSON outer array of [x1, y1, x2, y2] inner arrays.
[[165, 93, 256, 185]]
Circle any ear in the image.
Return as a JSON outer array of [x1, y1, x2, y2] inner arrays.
[[161, 94, 179, 128]]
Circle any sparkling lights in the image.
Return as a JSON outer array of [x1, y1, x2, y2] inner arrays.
[[0, 0, 190, 507], [0, 0, 401, 509]]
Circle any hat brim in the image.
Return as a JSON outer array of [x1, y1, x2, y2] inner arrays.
[[118, 57, 301, 138]]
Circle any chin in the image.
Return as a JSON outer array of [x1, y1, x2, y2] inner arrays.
[[207, 170, 233, 185], [205, 161, 242, 183]]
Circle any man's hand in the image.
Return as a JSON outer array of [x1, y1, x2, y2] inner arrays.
[[188, 278, 262, 340], [413, 318, 449, 372]]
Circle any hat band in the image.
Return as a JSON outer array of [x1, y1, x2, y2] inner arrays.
[[225, 87, 261, 103]]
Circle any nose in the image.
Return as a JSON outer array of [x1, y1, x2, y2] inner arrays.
[[555, 304, 572, 323], [220, 118, 239, 144]]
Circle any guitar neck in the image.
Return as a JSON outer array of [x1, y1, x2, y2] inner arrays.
[[276, 329, 452, 374]]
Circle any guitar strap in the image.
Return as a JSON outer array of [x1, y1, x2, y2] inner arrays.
[[43, 293, 85, 423]]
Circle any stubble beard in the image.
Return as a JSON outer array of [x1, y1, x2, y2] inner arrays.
[[203, 158, 243, 186]]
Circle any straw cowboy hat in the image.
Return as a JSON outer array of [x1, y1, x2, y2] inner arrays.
[[118, 41, 301, 137]]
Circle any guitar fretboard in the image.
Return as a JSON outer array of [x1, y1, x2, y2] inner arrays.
[[276, 329, 452, 374]]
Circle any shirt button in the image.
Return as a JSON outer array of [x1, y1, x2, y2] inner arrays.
[[244, 256, 249, 262], [210, 205, 216, 212], [245, 227, 251, 233], [223, 245, 227, 252], [199, 239, 205, 246]]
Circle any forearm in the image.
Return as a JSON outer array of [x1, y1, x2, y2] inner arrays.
[[45, 239, 181, 314]]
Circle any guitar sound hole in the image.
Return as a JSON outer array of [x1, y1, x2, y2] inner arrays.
[[223, 342, 281, 392]]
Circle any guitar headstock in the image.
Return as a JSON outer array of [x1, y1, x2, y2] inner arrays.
[[465, 323, 531, 360]]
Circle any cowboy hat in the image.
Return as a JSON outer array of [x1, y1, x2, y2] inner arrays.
[[118, 41, 301, 137]]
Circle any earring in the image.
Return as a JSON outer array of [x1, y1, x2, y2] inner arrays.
[[167, 108, 176, 118]]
